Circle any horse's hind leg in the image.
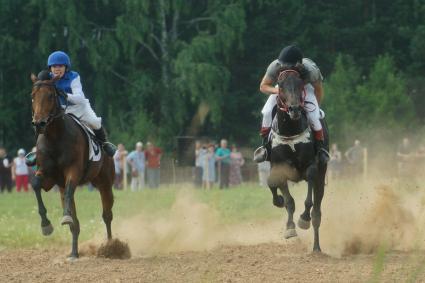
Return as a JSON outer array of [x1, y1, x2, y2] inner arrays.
[[69, 199, 80, 258], [279, 182, 297, 239], [299, 165, 316, 230], [60, 188, 80, 259], [99, 185, 114, 240]]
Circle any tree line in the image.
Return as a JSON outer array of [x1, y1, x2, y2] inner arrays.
[[1, 0, 424, 152]]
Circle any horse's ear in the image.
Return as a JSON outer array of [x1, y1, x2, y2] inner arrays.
[[31, 73, 38, 83]]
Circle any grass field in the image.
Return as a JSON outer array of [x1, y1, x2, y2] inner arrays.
[[0, 184, 284, 250]]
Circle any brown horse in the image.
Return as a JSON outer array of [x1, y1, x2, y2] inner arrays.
[[30, 74, 115, 259]]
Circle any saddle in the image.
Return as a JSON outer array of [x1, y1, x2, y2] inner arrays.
[[68, 114, 102, 162]]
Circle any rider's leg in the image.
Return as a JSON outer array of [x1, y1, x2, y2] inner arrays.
[[79, 104, 117, 157], [304, 85, 329, 164], [254, 95, 277, 163]]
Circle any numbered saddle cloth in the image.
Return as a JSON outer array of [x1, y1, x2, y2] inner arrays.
[[68, 114, 102, 162]]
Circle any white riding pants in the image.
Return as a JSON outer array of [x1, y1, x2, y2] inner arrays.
[[65, 100, 102, 130], [261, 84, 322, 131]]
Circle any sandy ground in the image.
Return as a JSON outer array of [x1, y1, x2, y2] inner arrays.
[[1, 242, 425, 282], [3, 179, 425, 282]]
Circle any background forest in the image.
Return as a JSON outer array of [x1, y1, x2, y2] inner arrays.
[[1, 0, 425, 151]]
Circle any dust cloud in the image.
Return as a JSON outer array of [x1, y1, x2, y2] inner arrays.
[[112, 191, 285, 256], [81, 177, 425, 258], [296, 178, 425, 257]]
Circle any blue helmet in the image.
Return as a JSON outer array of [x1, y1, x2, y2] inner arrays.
[[47, 51, 71, 68]]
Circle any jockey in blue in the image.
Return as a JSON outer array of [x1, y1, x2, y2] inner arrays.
[[26, 51, 116, 165]]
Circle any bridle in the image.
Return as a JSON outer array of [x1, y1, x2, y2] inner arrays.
[[276, 69, 306, 112], [32, 81, 67, 133]]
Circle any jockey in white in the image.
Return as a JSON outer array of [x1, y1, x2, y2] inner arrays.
[[253, 45, 329, 164], [26, 51, 116, 166]]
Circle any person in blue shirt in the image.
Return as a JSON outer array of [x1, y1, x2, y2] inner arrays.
[[26, 51, 116, 165], [127, 142, 146, 191], [215, 139, 231, 189]]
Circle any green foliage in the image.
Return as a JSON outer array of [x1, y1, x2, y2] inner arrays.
[[0, 0, 425, 151], [325, 54, 416, 144]]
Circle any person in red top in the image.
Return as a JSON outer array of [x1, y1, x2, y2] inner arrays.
[[145, 142, 162, 188]]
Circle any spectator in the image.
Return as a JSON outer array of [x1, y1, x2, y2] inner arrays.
[[193, 141, 204, 188], [258, 161, 270, 187], [145, 142, 162, 188], [127, 141, 146, 191], [0, 147, 13, 193], [329, 143, 342, 179], [113, 143, 127, 190], [201, 144, 216, 189], [215, 139, 231, 189], [396, 137, 413, 178], [12, 149, 30, 192], [229, 144, 244, 186], [345, 139, 363, 176]]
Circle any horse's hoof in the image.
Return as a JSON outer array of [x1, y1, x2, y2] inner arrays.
[[273, 195, 284, 208], [61, 215, 73, 226], [41, 223, 54, 236], [66, 254, 79, 261], [313, 247, 322, 253], [297, 217, 311, 230], [284, 228, 297, 239]]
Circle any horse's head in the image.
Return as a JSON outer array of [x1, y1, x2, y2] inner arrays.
[[277, 69, 305, 120], [30, 73, 61, 133]]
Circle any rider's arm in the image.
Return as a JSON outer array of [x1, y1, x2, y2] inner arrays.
[[312, 80, 324, 104], [259, 75, 279, 95], [67, 76, 87, 104]]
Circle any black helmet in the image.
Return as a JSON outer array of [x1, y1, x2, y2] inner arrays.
[[278, 45, 303, 65]]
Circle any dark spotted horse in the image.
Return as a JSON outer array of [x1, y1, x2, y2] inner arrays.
[[267, 67, 329, 252]]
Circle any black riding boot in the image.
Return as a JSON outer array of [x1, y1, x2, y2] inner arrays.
[[93, 127, 117, 157], [315, 139, 330, 165], [253, 136, 271, 163]]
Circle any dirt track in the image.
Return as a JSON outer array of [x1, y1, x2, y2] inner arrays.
[[1, 241, 424, 282]]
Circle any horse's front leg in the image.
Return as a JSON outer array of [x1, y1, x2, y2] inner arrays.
[[32, 174, 54, 236], [311, 167, 326, 252], [268, 169, 284, 208], [298, 165, 317, 230], [268, 186, 284, 208], [280, 182, 297, 239], [61, 175, 80, 259]]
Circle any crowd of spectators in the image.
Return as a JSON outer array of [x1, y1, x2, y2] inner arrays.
[[113, 141, 162, 190], [194, 139, 245, 189], [328, 140, 365, 179], [10, 136, 424, 192]]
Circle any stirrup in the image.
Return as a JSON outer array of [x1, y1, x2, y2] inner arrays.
[[25, 152, 37, 166], [102, 142, 117, 157], [253, 146, 268, 163]]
